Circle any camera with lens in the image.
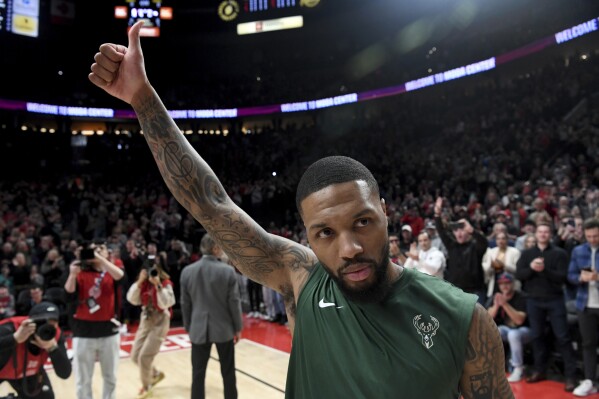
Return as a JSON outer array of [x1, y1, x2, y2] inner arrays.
[[30, 316, 57, 341], [79, 241, 96, 270], [144, 254, 159, 278], [448, 221, 465, 230]]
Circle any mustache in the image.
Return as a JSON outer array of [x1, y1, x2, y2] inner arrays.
[[340, 258, 377, 270]]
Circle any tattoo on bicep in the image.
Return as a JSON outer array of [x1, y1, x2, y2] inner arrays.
[[469, 371, 493, 399], [463, 305, 513, 399], [274, 241, 313, 272], [465, 340, 476, 361]]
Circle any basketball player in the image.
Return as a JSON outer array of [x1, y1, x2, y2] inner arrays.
[[87, 22, 512, 398]]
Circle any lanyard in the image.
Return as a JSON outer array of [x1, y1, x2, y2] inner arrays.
[[94, 271, 107, 288]]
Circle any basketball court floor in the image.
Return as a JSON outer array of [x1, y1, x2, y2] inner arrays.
[[1, 315, 596, 398]]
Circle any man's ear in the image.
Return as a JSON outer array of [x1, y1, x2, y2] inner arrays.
[[380, 198, 387, 216]]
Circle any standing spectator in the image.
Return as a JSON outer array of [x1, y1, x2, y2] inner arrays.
[[424, 220, 447, 257], [127, 258, 175, 398], [434, 198, 488, 304], [11, 252, 32, 299], [0, 243, 15, 266], [246, 278, 263, 318], [482, 232, 521, 298], [180, 234, 243, 399], [515, 222, 577, 391], [388, 233, 402, 265], [121, 239, 143, 326], [403, 231, 446, 278], [567, 218, 599, 396], [0, 263, 12, 294], [16, 283, 45, 316], [515, 219, 536, 251], [486, 272, 531, 383], [40, 248, 66, 289], [400, 205, 424, 237], [554, 215, 584, 254], [487, 222, 515, 249], [399, 225, 413, 253], [166, 238, 190, 307], [30, 265, 44, 288], [261, 285, 277, 321], [64, 243, 124, 399], [0, 283, 15, 319], [529, 198, 552, 225], [523, 234, 537, 250]]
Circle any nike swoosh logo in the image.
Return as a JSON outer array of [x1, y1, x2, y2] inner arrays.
[[319, 298, 343, 309]]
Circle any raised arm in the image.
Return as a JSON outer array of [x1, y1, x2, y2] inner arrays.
[[88, 22, 316, 297], [460, 304, 514, 399]]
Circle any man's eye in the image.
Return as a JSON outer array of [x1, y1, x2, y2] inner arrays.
[[317, 229, 333, 239], [356, 218, 369, 227]]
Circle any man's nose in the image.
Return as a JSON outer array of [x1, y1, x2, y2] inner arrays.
[[338, 232, 364, 259]]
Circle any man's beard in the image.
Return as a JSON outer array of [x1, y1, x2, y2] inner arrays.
[[322, 242, 392, 303]]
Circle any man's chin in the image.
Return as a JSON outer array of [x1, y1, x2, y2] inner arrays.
[[338, 276, 391, 303]]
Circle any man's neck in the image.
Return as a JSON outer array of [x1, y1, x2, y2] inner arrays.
[[388, 262, 403, 283], [537, 242, 549, 251]]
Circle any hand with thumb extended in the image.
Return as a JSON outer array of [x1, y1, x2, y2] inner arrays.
[[88, 21, 150, 105]]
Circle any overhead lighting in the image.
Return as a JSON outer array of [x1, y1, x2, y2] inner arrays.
[[21, 125, 28, 131], [82, 130, 94, 136], [49, 128, 56, 133]]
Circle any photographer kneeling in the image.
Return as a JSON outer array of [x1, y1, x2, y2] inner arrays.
[[0, 302, 71, 398], [64, 243, 124, 399]]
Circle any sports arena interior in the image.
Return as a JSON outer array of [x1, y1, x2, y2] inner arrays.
[[1, 0, 599, 398]]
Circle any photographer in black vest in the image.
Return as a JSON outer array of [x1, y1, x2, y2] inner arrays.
[[0, 301, 71, 398]]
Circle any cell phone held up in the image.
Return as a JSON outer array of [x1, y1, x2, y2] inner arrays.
[[448, 221, 465, 230]]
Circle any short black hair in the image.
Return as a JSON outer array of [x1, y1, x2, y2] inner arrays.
[[295, 156, 379, 215], [583, 218, 599, 231], [524, 219, 536, 227]]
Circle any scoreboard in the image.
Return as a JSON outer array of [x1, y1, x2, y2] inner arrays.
[[114, 0, 173, 37], [218, 0, 319, 24], [244, 0, 297, 13]]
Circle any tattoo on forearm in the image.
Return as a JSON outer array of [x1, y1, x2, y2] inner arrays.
[[135, 92, 314, 287], [462, 305, 514, 399]]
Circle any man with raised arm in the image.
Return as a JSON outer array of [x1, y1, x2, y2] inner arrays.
[[87, 21, 513, 399]]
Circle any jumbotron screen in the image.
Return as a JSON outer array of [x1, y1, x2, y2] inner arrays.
[[0, 0, 40, 37]]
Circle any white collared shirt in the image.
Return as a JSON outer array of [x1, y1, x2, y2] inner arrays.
[[404, 247, 446, 278]]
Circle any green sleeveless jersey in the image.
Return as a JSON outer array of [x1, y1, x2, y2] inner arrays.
[[285, 265, 477, 398]]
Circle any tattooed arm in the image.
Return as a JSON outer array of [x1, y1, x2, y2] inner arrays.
[[459, 304, 514, 399], [88, 22, 317, 299]]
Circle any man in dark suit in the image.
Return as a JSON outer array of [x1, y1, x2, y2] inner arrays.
[[180, 234, 243, 399]]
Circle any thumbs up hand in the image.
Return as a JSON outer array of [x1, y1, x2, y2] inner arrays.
[[88, 21, 149, 105]]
